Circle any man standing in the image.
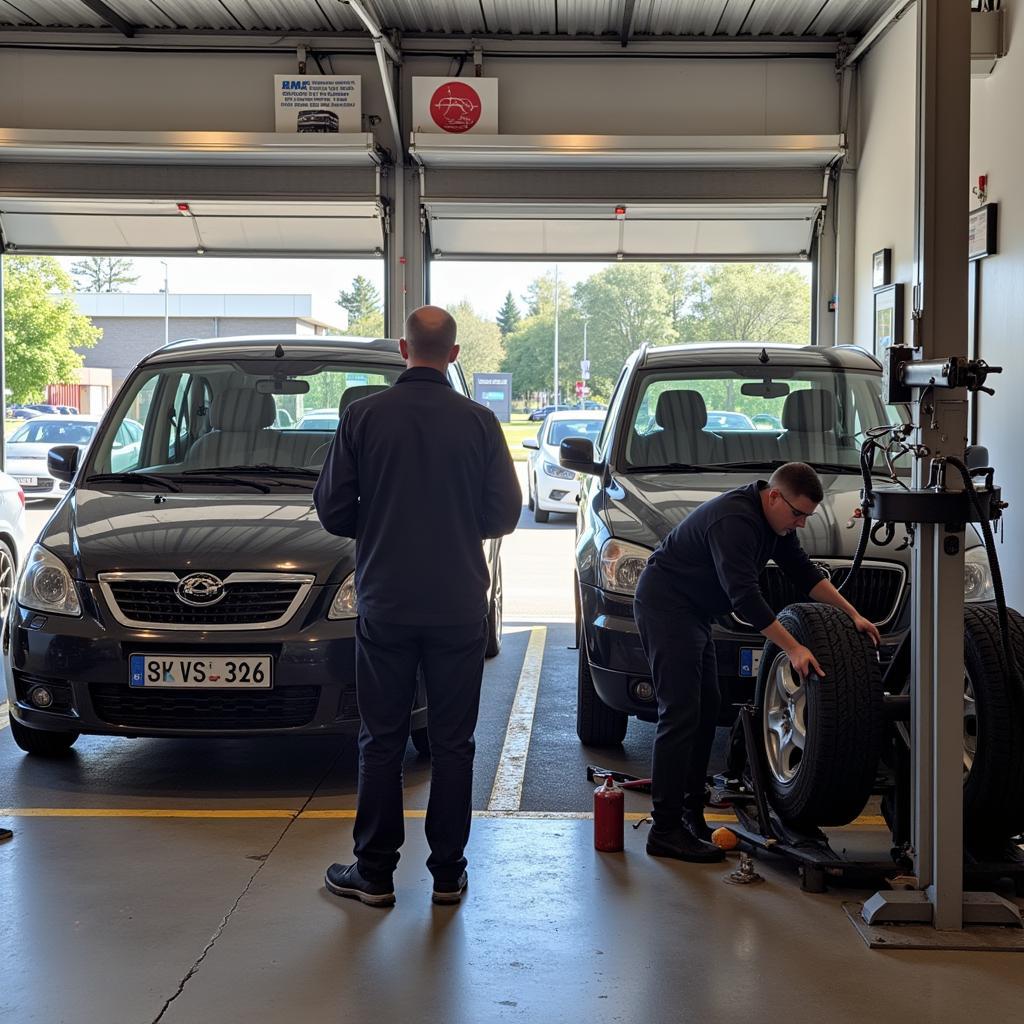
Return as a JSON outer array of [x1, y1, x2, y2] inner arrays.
[[314, 306, 521, 907], [633, 462, 881, 863]]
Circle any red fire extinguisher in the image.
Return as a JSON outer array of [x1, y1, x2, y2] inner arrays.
[[594, 775, 624, 852]]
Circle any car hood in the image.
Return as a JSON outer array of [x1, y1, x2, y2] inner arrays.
[[601, 470, 921, 563], [38, 488, 354, 585], [6, 442, 86, 460]]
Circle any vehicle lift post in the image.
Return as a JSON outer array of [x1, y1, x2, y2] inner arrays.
[[855, 0, 1020, 937]]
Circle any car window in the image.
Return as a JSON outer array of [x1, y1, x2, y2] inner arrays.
[[9, 420, 96, 445], [595, 366, 630, 459], [87, 359, 403, 487], [546, 419, 604, 446], [622, 367, 895, 474]]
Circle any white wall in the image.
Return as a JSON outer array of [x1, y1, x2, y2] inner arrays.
[[855, 3, 1024, 608]]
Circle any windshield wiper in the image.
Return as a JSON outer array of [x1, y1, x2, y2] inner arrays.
[[85, 472, 182, 492], [180, 464, 320, 479], [164, 473, 273, 493], [625, 463, 724, 474]]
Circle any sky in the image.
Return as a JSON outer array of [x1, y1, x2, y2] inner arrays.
[[56, 256, 811, 327]]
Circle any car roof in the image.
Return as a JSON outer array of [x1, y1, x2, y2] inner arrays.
[[12, 414, 99, 424], [143, 334, 403, 367], [544, 410, 606, 421], [637, 342, 881, 372]]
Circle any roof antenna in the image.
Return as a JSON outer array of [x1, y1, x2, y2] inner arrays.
[[758, 347, 770, 365], [274, 344, 285, 358]]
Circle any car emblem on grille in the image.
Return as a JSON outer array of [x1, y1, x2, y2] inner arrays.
[[176, 573, 225, 607], [812, 561, 833, 581]]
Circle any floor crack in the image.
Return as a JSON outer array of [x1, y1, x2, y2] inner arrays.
[[150, 744, 349, 1023]]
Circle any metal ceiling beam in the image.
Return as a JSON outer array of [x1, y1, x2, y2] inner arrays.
[[343, 0, 402, 157], [620, 0, 637, 47], [343, 0, 401, 64], [77, 0, 136, 37]]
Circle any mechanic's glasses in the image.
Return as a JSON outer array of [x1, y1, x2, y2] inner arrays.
[[779, 492, 816, 520]]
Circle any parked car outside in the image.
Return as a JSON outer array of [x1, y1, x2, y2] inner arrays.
[[523, 410, 605, 523], [295, 408, 341, 431], [4, 415, 114, 501], [705, 410, 756, 431], [7, 408, 40, 421], [562, 342, 995, 745], [528, 404, 571, 422], [0, 470, 25, 620], [3, 336, 504, 757]]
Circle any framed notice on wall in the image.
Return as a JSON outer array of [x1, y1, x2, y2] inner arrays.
[[968, 203, 998, 261], [274, 75, 361, 133], [873, 283, 904, 356]]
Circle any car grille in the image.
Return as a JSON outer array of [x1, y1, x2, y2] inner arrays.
[[21, 479, 54, 494], [89, 683, 320, 730], [97, 572, 314, 629], [731, 561, 906, 631]]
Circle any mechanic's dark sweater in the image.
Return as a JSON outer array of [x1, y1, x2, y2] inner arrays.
[[313, 367, 522, 626], [634, 481, 825, 630]]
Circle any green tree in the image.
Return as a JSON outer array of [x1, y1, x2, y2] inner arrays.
[[675, 264, 811, 344], [336, 275, 382, 326], [660, 264, 700, 336], [3, 257, 101, 401], [496, 291, 521, 337], [447, 300, 504, 380], [341, 310, 385, 338], [70, 255, 139, 293]]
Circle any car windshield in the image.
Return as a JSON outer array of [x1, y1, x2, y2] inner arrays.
[[622, 366, 908, 475], [547, 419, 604, 446], [86, 359, 401, 489], [10, 420, 97, 445]]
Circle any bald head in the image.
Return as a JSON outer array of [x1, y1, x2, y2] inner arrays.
[[401, 305, 459, 370]]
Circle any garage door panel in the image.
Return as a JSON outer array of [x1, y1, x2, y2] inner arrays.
[[429, 217, 620, 257], [197, 213, 382, 255], [1, 212, 195, 251]]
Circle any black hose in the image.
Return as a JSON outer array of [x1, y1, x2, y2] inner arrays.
[[840, 441, 875, 595], [946, 456, 1022, 690]]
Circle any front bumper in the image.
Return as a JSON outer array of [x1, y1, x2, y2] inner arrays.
[[536, 473, 580, 513], [579, 582, 909, 723], [3, 581, 424, 738], [6, 465, 68, 500]]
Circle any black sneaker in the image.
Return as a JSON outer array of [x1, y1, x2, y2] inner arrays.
[[646, 826, 725, 863], [682, 809, 714, 843], [432, 871, 469, 905], [324, 863, 396, 907]]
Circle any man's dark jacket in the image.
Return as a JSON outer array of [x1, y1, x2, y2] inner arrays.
[[313, 367, 522, 626]]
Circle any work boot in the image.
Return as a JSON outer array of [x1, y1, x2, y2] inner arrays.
[[682, 808, 714, 843], [432, 871, 469, 905], [324, 863, 396, 907], [646, 825, 725, 863]]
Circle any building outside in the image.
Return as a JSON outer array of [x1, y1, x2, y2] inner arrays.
[[70, 293, 343, 394]]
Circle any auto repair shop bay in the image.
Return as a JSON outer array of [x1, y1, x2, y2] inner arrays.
[[1, 470, 1021, 1024]]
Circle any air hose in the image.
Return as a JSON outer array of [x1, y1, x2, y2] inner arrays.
[[838, 440, 877, 596]]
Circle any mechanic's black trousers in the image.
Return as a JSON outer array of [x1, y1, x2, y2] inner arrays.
[[352, 616, 487, 884], [633, 601, 720, 831]]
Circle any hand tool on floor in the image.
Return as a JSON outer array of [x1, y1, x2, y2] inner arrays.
[[586, 764, 651, 792]]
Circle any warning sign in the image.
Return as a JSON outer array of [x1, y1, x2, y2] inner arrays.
[[412, 77, 498, 135]]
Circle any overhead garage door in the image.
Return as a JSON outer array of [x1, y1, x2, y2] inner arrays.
[[0, 129, 385, 258], [412, 133, 844, 262]]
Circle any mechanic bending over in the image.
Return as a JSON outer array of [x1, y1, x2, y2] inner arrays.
[[633, 462, 881, 864]]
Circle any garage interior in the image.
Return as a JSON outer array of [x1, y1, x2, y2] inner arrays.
[[2, 1, 1024, 1021]]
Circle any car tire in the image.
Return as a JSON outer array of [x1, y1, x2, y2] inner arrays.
[[533, 480, 550, 523], [962, 604, 1024, 844], [9, 717, 79, 757], [0, 538, 16, 620], [485, 561, 503, 658], [527, 477, 535, 512], [576, 635, 628, 747], [755, 604, 884, 828], [410, 725, 430, 758]]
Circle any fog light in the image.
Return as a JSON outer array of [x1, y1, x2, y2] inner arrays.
[[29, 685, 54, 709], [631, 680, 655, 703]]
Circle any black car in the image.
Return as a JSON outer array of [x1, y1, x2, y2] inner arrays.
[[560, 342, 996, 745], [3, 335, 504, 756], [528, 404, 570, 422]]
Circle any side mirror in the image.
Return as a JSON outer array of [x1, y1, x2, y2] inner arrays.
[[522, 438, 540, 450], [559, 437, 601, 476], [47, 445, 80, 483], [965, 445, 990, 471]]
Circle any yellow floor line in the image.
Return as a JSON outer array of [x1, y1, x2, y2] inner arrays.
[[487, 624, 547, 812]]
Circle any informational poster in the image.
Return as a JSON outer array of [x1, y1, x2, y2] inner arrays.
[[412, 77, 498, 134], [274, 75, 361, 133]]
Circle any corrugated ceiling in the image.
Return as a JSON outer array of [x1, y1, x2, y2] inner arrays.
[[0, 0, 899, 37]]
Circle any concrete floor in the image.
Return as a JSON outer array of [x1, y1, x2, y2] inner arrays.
[[3, 487, 1024, 1023]]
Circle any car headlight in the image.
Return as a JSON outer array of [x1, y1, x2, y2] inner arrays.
[[599, 539, 653, 596], [16, 544, 81, 617], [328, 572, 357, 619], [964, 546, 995, 603], [543, 460, 575, 480]]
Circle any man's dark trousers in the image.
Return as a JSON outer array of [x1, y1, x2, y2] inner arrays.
[[633, 600, 720, 830], [352, 616, 488, 884]]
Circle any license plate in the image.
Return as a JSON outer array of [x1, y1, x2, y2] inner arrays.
[[738, 647, 763, 678], [14, 477, 36, 487], [129, 655, 272, 689]]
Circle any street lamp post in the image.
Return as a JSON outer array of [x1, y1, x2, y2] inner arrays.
[[553, 264, 560, 408], [160, 260, 169, 346]]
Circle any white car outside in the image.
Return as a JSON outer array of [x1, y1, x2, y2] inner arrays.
[[524, 410, 605, 523], [4, 415, 131, 501], [0, 470, 25, 617]]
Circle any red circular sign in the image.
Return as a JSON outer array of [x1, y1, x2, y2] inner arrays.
[[429, 82, 483, 134]]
